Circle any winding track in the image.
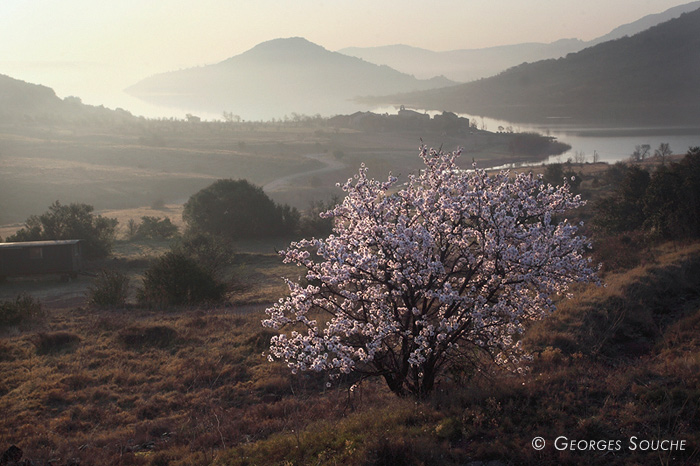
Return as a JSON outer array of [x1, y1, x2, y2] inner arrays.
[[262, 153, 345, 193]]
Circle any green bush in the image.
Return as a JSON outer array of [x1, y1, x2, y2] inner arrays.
[[87, 270, 130, 308], [137, 252, 226, 307], [6, 201, 118, 259], [131, 216, 179, 240], [183, 179, 299, 239], [0, 294, 44, 328]]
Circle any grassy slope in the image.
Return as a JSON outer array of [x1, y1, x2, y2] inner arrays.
[[2, 153, 698, 465], [1, 236, 699, 465]]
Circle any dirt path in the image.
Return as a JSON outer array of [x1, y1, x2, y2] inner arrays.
[[262, 153, 345, 193], [1, 154, 347, 309]]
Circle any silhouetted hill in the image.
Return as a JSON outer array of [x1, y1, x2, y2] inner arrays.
[[340, 1, 700, 83], [369, 8, 700, 126], [0, 74, 135, 123], [125, 37, 455, 120]]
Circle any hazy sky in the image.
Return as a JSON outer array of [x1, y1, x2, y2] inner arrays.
[[0, 0, 693, 116]]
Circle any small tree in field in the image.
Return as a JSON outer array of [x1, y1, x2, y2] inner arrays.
[[7, 201, 117, 259], [263, 146, 598, 397]]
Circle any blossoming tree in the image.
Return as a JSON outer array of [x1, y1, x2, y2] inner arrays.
[[263, 146, 598, 397]]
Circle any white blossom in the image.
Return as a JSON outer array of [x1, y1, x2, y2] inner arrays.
[[263, 146, 598, 397]]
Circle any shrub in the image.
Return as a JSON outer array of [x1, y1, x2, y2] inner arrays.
[[137, 252, 226, 307], [182, 179, 299, 239], [131, 216, 179, 240], [33, 332, 81, 355], [297, 197, 339, 238], [0, 294, 44, 328], [87, 270, 130, 308], [6, 201, 118, 258], [542, 163, 582, 192], [593, 147, 700, 239], [170, 231, 235, 276], [118, 325, 179, 350]]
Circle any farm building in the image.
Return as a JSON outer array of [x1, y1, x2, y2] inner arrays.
[[0, 240, 83, 279]]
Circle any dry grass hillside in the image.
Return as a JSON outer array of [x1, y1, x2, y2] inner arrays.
[[0, 239, 698, 465], [2, 126, 699, 464]]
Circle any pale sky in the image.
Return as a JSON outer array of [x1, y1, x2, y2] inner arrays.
[[0, 0, 693, 116]]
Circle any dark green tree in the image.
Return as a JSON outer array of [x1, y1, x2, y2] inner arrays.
[[182, 179, 299, 239], [6, 201, 118, 258]]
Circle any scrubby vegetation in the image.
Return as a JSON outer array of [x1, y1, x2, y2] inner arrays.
[[1, 240, 699, 464], [6, 201, 118, 259], [594, 147, 700, 238], [137, 252, 227, 308], [1, 150, 700, 465], [128, 216, 179, 240], [87, 270, 131, 309], [170, 232, 237, 277], [0, 294, 44, 328]]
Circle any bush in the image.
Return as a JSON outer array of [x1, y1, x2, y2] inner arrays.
[[542, 163, 582, 192], [0, 294, 44, 328], [297, 197, 339, 238], [170, 231, 235, 276], [593, 165, 650, 233], [87, 270, 130, 308], [118, 325, 179, 350], [32, 332, 81, 355], [137, 252, 226, 307], [6, 201, 118, 259], [593, 147, 700, 239], [130, 216, 179, 240], [182, 179, 299, 239]]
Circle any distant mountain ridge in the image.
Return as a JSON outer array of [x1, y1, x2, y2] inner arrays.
[[369, 8, 700, 126], [339, 1, 700, 83], [0, 74, 134, 123], [126, 37, 455, 120], [339, 39, 585, 83], [590, 0, 700, 44]]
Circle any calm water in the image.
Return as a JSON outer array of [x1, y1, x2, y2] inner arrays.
[[38, 75, 700, 167], [374, 107, 700, 167]]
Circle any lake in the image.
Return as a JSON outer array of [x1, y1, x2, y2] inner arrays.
[[373, 107, 700, 167]]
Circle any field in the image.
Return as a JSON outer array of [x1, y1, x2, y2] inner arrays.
[[0, 117, 566, 226], [2, 117, 698, 465]]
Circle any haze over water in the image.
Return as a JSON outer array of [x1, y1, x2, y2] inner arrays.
[[2, 0, 695, 119]]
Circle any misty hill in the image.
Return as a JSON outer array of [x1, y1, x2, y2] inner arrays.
[[339, 1, 700, 83], [0, 74, 134, 123], [126, 37, 455, 120], [339, 39, 585, 83], [590, 0, 700, 44], [368, 8, 700, 126]]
